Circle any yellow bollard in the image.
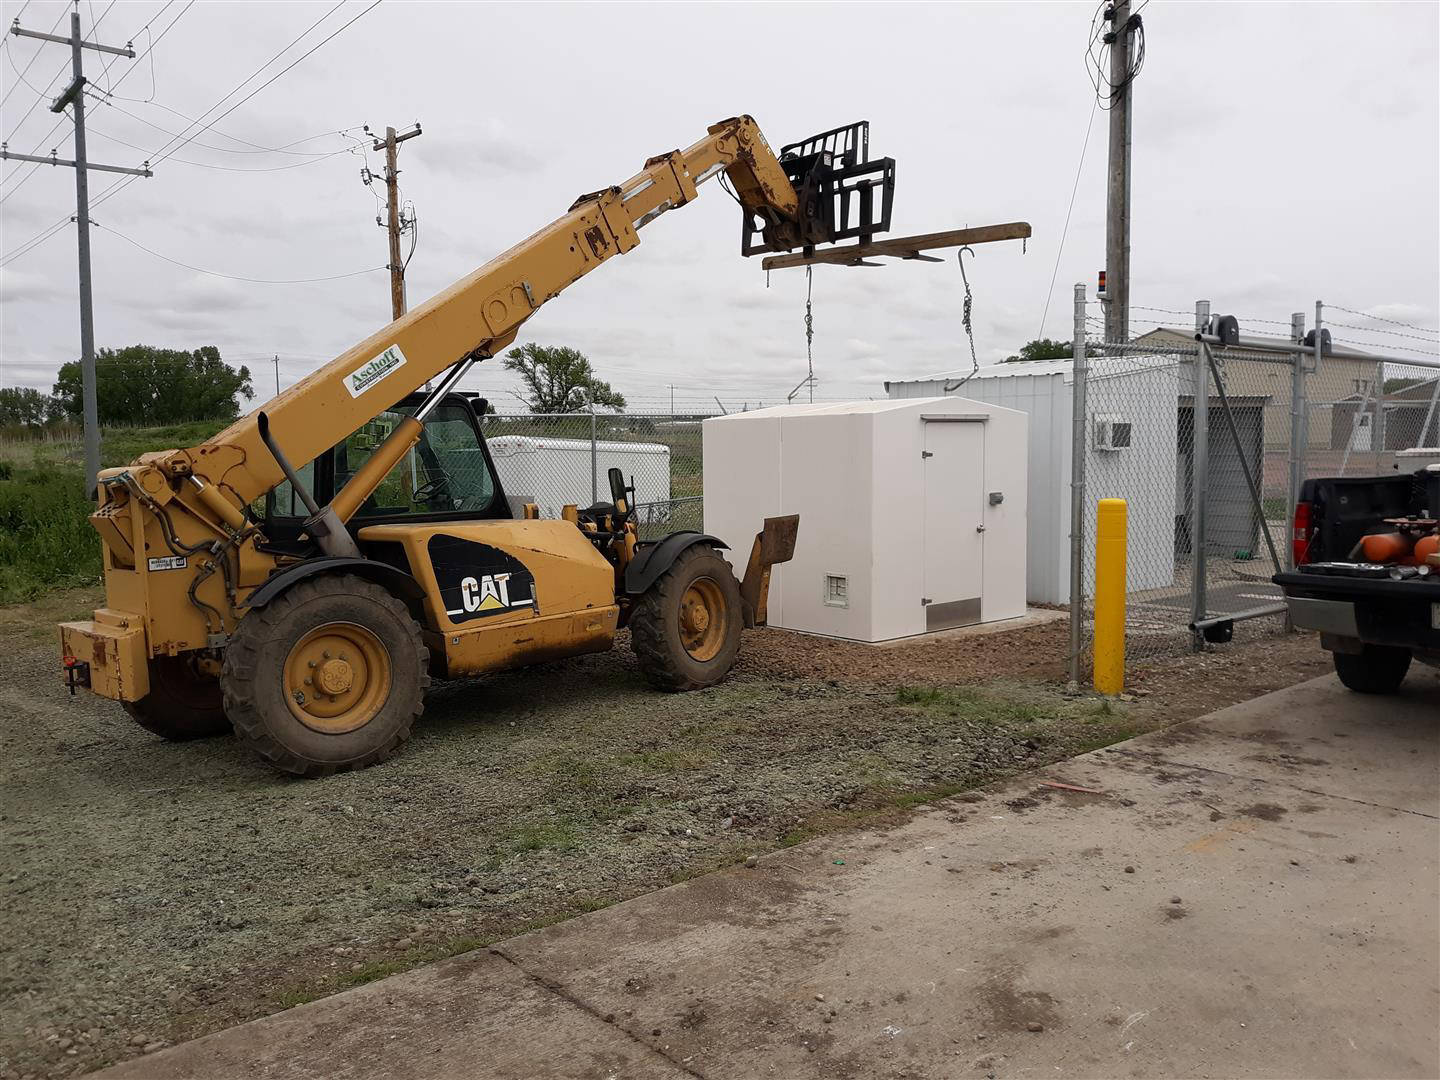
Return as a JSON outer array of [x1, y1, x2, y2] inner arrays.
[[1093, 499, 1128, 695]]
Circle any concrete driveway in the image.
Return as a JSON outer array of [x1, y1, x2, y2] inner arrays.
[[99, 671, 1440, 1080]]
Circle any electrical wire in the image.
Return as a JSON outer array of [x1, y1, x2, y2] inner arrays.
[[0, 216, 71, 267], [0, 4, 70, 114], [1, 1, 191, 206], [89, 92, 361, 156], [1085, 0, 1145, 110], [1, 0, 381, 257], [1036, 97, 1099, 340], [83, 120, 355, 171], [91, 220, 385, 283], [89, 0, 383, 216]]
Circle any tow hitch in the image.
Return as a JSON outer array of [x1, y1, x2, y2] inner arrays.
[[62, 655, 91, 696]]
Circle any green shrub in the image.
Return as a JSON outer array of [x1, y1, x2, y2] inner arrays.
[[0, 464, 99, 602]]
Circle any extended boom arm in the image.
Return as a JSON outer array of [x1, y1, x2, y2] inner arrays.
[[155, 117, 802, 518]]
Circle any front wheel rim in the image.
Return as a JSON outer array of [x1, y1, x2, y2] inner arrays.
[[283, 621, 391, 734], [679, 576, 728, 662]]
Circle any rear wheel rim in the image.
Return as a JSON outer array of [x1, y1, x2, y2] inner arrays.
[[283, 622, 391, 734], [679, 576, 728, 662]]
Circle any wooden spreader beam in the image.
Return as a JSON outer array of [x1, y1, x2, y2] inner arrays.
[[760, 221, 1032, 271]]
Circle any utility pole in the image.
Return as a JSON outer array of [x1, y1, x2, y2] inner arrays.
[[1102, 0, 1136, 344], [368, 122, 421, 321], [273, 355, 281, 396], [4, 13, 150, 495]]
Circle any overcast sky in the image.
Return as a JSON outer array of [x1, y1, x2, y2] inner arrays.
[[2, 0, 1437, 413]]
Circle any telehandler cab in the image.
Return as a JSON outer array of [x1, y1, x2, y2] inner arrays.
[[56, 116, 895, 775]]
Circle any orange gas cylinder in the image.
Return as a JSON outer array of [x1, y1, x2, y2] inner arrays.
[[1361, 531, 1414, 563], [1414, 533, 1439, 564]]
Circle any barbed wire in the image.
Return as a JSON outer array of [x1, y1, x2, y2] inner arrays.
[[1329, 304, 1438, 336]]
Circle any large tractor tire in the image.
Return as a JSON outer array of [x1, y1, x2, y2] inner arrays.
[[1333, 644, 1411, 695], [631, 544, 743, 692], [123, 655, 231, 741], [221, 574, 428, 777]]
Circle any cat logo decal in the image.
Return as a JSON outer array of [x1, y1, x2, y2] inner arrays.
[[427, 535, 537, 623]]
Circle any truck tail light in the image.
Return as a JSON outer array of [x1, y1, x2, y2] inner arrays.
[[1293, 501, 1316, 565]]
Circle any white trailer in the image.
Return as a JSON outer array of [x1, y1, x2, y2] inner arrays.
[[485, 435, 671, 520]]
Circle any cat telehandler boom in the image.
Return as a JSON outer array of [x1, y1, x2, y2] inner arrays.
[[56, 116, 904, 776]]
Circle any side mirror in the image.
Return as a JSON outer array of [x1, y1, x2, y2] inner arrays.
[[608, 467, 631, 515]]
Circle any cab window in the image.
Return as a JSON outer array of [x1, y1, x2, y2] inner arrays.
[[340, 404, 496, 520]]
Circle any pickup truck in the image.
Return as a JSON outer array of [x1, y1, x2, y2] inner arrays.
[[1273, 465, 1440, 694]]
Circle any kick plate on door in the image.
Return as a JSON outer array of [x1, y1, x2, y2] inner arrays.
[[926, 597, 981, 632]]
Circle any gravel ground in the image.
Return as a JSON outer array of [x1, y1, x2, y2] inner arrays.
[[0, 589, 1330, 1079]]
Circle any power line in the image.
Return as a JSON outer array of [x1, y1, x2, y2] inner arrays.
[[0, 216, 71, 267], [92, 220, 385, 283], [90, 0, 382, 216], [1, 1, 188, 205], [5, 0, 378, 260], [83, 116, 354, 171], [0, 4, 70, 114], [86, 93, 359, 156]]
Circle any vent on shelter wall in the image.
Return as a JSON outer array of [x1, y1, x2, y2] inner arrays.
[[823, 573, 850, 609]]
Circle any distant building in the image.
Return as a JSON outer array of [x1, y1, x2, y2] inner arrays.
[[1135, 326, 1386, 450]]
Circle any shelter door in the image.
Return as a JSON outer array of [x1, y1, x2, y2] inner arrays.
[[922, 420, 986, 631]]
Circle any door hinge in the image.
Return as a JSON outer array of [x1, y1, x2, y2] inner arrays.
[[920, 597, 931, 605], [921, 450, 934, 459]]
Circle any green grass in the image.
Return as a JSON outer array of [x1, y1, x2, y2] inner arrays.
[[896, 684, 1051, 726], [501, 821, 582, 854]]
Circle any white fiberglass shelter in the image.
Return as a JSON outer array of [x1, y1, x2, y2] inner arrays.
[[703, 397, 1027, 643], [886, 355, 1183, 604]]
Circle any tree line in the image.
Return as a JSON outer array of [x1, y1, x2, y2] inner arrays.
[[0, 341, 630, 430], [1, 345, 253, 429]]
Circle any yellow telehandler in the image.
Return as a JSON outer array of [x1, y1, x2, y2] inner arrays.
[[57, 115, 910, 776]]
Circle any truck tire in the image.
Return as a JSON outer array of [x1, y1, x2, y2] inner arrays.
[[221, 574, 428, 777], [122, 655, 231, 741], [630, 543, 742, 692], [1333, 645, 1411, 695]]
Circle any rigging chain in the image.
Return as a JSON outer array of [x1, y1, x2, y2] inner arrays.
[[944, 245, 980, 392], [804, 265, 815, 401]]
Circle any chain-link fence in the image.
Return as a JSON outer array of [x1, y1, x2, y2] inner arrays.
[[478, 412, 709, 539], [1068, 290, 1440, 684]]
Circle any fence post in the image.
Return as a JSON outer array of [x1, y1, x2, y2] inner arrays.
[[1190, 299, 1210, 651], [1286, 310, 1307, 634], [1068, 283, 1089, 687], [1287, 311, 1307, 574], [590, 406, 598, 504], [1373, 360, 1386, 474]]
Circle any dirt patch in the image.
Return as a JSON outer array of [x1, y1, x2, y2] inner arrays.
[[975, 967, 1061, 1032], [1239, 802, 1289, 821], [0, 591, 1332, 1078]]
